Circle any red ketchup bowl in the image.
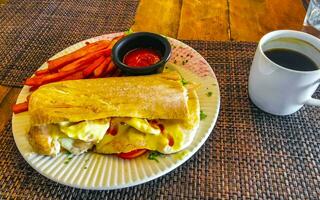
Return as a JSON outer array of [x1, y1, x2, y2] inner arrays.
[[112, 32, 171, 75]]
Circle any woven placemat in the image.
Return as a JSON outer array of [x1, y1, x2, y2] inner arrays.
[[1, 40, 320, 199], [1, 0, 320, 199], [0, 0, 138, 87]]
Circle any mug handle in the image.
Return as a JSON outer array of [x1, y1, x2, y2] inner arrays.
[[306, 98, 320, 106], [306, 79, 320, 106]]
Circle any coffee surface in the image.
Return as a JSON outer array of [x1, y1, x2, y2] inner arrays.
[[264, 48, 319, 71]]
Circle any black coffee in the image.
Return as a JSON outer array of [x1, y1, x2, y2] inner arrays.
[[264, 48, 319, 71]]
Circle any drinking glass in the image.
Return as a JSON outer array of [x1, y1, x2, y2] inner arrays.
[[303, 0, 320, 38]]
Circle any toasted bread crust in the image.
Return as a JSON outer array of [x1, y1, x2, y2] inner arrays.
[[29, 72, 188, 125]]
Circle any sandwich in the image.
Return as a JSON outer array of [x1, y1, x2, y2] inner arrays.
[[27, 71, 200, 157]]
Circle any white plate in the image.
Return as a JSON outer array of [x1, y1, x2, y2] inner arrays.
[[12, 32, 220, 190]]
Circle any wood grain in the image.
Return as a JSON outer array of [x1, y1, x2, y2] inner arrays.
[[0, 0, 6, 5], [229, 0, 306, 41], [132, 0, 305, 41], [0, 85, 11, 103], [177, 0, 229, 41], [0, 88, 20, 132], [131, 0, 182, 38]]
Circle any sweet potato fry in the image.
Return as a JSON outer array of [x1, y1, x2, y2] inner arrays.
[[82, 56, 106, 77], [61, 71, 85, 81], [85, 41, 98, 47], [59, 49, 111, 72], [47, 40, 110, 72], [29, 67, 81, 87], [94, 57, 111, 77], [41, 65, 91, 85], [105, 61, 116, 75], [12, 101, 28, 114], [106, 35, 124, 50], [35, 68, 50, 76], [40, 71, 73, 85], [29, 86, 39, 92], [24, 75, 44, 86], [111, 69, 123, 77]]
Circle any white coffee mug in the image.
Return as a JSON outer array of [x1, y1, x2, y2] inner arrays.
[[249, 30, 320, 115]]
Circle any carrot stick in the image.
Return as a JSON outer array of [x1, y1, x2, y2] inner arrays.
[[47, 40, 110, 72], [59, 48, 111, 72], [12, 101, 28, 114], [94, 57, 111, 77]]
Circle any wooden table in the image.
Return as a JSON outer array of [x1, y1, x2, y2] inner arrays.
[[132, 0, 306, 41], [0, 0, 306, 133]]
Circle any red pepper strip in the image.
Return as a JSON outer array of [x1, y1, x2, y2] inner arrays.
[[118, 149, 148, 159], [12, 101, 28, 114]]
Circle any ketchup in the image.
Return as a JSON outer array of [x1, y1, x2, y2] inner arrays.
[[123, 48, 161, 67]]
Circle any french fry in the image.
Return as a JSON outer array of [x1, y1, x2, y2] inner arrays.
[[47, 40, 110, 72], [59, 49, 111, 72], [94, 57, 111, 77], [12, 101, 28, 114]]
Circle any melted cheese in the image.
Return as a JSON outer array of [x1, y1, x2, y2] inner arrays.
[[51, 90, 199, 155], [95, 89, 200, 154], [123, 118, 161, 135], [96, 118, 193, 154], [58, 119, 110, 143]]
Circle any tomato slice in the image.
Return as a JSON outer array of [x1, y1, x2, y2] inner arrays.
[[117, 149, 148, 159]]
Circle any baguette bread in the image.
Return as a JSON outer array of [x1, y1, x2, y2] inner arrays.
[[29, 72, 188, 125]]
